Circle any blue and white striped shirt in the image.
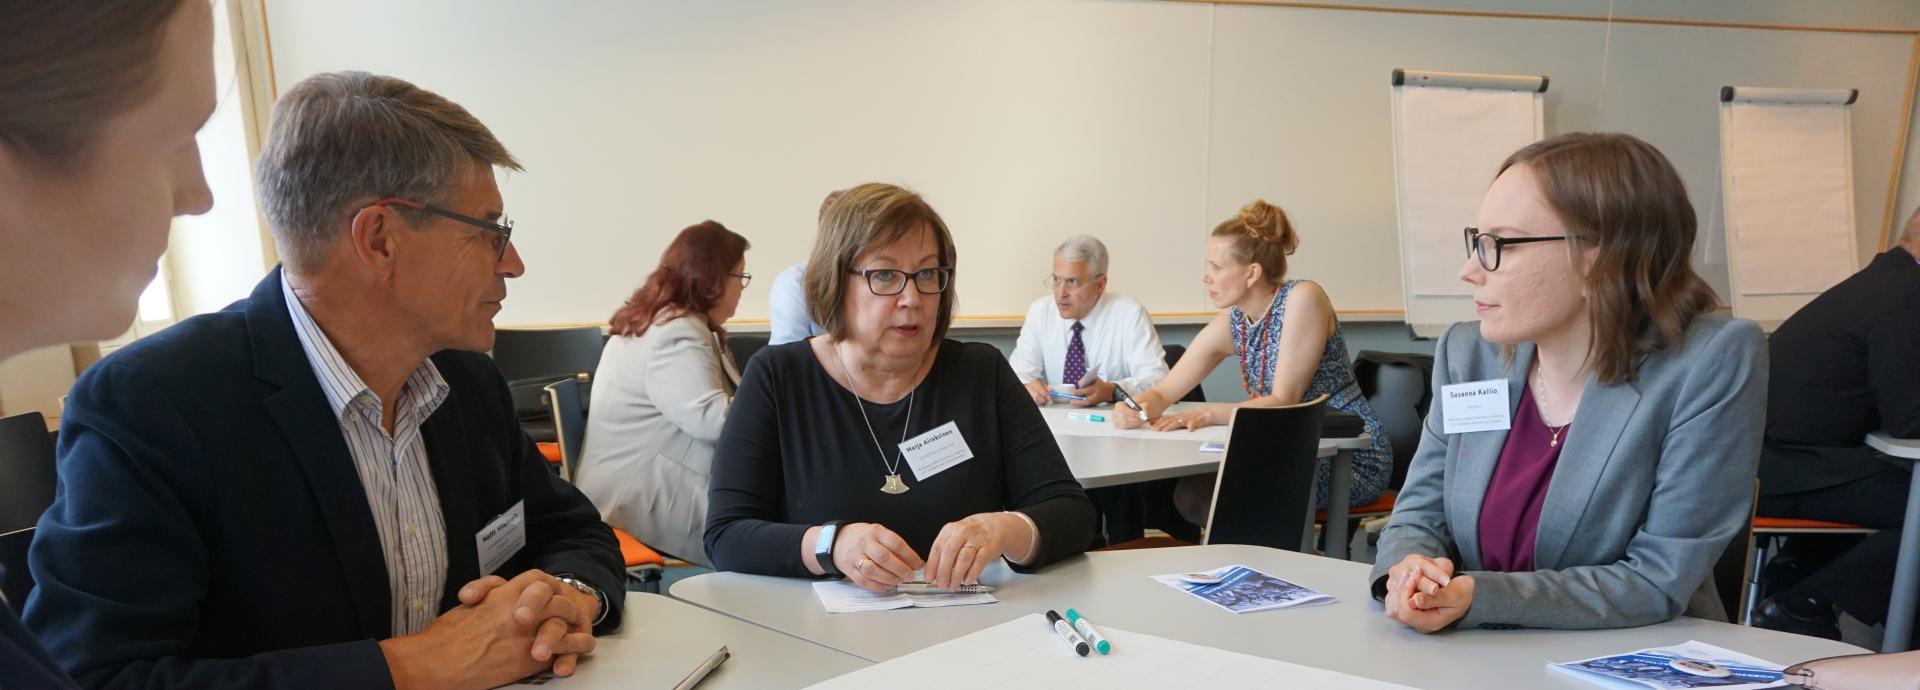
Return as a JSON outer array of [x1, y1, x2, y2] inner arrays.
[[282, 276, 451, 636]]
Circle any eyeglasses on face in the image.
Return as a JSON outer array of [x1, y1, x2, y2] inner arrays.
[[851, 267, 953, 296], [1046, 274, 1103, 291], [730, 272, 752, 288], [373, 196, 514, 262], [1463, 227, 1567, 271]]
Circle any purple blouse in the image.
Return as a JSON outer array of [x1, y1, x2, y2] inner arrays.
[[1478, 384, 1566, 572]]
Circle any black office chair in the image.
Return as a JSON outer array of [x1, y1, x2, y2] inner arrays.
[[1161, 344, 1206, 403], [0, 412, 57, 535], [1, 528, 33, 611], [1351, 350, 1433, 492], [726, 333, 770, 372], [1202, 395, 1328, 552], [493, 326, 605, 443]]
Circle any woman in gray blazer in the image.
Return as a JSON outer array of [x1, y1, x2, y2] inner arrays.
[[574, 221, 751, 567], [1372, 133, 1767, 632]]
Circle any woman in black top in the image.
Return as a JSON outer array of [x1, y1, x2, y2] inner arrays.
[[705, 182, 1096, 592]]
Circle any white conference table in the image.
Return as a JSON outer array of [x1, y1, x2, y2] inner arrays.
[[671, 545, 1863, 690], [555, 592, 867, 688], [1868, 431, 1920, 652], [1041, 403, 1373, 557]]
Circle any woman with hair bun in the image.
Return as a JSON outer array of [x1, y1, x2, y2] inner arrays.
[[1117, 199, 1392, 520]]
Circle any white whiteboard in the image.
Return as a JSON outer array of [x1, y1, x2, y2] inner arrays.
[[1391, 74, 1544, 337], [1720, 88, 1861, 328], [259, 0, 1919, 327]]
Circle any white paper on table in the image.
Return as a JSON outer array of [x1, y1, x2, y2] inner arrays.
[[1551, 640, 1786, 690], [812, 580, 997, 614], [1723, 101, 1856, 296], [1396, 85, 1541, 297], [1039, 405, 1229, 442], [1151, 564, 1337, 614], [803, 613, 1421, 689]]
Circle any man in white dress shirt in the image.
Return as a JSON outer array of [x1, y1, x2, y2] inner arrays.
[[1010, 235, 1168, 407]]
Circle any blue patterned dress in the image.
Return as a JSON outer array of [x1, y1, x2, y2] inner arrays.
[[1229, 280, 1391, 509]]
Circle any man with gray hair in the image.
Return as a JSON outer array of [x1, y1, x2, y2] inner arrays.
[[26, 72, 624, 689], [1010, 235, 1168, 407], [1750, 209, 1920, 640]]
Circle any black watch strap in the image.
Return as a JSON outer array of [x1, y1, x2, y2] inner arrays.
[[816, 520, 847, 577]]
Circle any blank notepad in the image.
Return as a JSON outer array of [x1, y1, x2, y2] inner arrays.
[[803, 613, 1422, 689]]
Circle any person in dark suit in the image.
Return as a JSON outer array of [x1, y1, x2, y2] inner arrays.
[[1751, 212, 1920, 640], [0, 1, 217, 688], [24, 71, 624, 689]]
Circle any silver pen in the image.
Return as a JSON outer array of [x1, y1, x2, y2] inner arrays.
[[673, 645, 730, 690], [891, 581, 995, 594]]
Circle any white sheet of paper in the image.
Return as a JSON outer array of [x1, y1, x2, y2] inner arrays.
[[900, 421, 974, 481], [1440, 378, 1510, 434], [476, 500, 526, 577], [1397, 86, 1541, 297], [811, 580, 998, 614], [802, 614, 1423, 689], [1040, 405, 1229, 442]]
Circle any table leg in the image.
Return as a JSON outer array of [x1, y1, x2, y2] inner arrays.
[[1882, 465, 1920, 652], [1326, 450, 1353, 560]]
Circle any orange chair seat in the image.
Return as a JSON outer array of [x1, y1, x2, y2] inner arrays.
[[536, 442, 562, 465], [1317, 493, 1397, 522], [612, 528, 666, 568], [1753, 517, 1871, 531]]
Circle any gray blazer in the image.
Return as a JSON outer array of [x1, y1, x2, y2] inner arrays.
[[573, 314, 739, 566], [1371, 314, 1767, 630]]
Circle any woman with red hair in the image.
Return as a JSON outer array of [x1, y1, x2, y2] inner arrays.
[[573, 220, 751, 567]]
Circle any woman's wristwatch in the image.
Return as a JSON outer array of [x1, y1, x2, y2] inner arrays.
[[814, 521, 847, 577]]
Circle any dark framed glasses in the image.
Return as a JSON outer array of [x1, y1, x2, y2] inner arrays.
[[374, 196, 514, 262], [731, 272, 753, 288], [1464, 227, 1566, 271], [853, 267, 953, 296]]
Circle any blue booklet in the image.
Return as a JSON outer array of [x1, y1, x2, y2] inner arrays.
[[1151, 564, 1336, 614], [1552, 641, 1786, 690]]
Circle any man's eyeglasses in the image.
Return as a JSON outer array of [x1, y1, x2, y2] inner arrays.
[[1464, 227, 1566, 272], [1046, 274, 1103, 291], [373, 196, 514, 262], [852, 267, 953, 296]]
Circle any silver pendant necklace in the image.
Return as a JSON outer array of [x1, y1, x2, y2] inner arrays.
[[833, 343, 915, 495], [1532, 366, 1572, 448]]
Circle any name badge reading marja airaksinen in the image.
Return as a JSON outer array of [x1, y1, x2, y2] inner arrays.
[[899, 421, 975, 481], [1440, 378, 1511, 435]]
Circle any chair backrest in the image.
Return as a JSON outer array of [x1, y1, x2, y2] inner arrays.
[[1352, 350, 1433, 491], [0, 412, 57, 534], [726, 333, 771, 372], [0, 527, 33, 611], [1161, 344, 1207, 403], [542, 375, 588, 482], [1202, 395, 1328, 552], [492, 326, 606, 383]]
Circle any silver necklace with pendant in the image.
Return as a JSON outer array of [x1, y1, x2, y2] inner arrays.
[[833, 343, 915, 495], [1532, 366, 1572, 448]]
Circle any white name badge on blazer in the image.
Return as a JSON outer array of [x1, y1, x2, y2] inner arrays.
[[899, 421, 975, 481], [476, 500, 527, 576], [1441, 379, 1511, 434]]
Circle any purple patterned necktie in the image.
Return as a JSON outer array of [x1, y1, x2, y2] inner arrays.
[[1063, 321, 1087, 386]]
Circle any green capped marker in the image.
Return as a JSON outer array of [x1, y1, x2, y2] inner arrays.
[[1064, 608, 1112, 655]]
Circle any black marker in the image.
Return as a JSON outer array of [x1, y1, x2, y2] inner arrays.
[[1045, 610, 1091, 656]]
